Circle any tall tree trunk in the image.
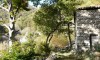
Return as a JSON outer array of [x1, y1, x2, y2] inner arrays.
[[67, 23, 72, 49], [0, 0, 15, 48], [46, 21, 67, 45], [8, 15, 15, 47], [46, 22, 61, 45]]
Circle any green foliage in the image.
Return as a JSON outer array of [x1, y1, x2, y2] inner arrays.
[[16, 10, 35, 30], [33, 0, 81, 35], [1, 39, 51, 60], [33, 5, 58, 34], [1, 41, 35, 60], [34, 41, 51, 55], [0, 9, 9, 23], [94, 43, 100, 52], [12, 0, 30, 11]]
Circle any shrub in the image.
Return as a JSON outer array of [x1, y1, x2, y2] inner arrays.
[[1, 40, 51, 60]]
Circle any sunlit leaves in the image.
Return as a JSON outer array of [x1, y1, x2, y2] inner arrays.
[[81, 0, 100, 7], [33, 0, 80, 35], [33, 5, 59, 34]]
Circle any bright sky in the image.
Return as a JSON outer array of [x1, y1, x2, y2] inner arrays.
[[28, 0, 45, 8], [28, 1, 33, 6], [28, 0, 45, 6]]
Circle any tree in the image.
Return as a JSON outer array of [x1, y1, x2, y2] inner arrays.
[[0, 0, 32, 49], [1, 40, 50, 60], [33, 0, 81, 48]]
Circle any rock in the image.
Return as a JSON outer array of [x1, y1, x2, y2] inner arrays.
[[46, 52, 56, 60]]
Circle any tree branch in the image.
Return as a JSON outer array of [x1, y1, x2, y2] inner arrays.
[[46, 21, 68, 45], [3, 24, 13, 37], [3, 24, 11, 31], [46, 21, 72, 46], [0, 3, 9, 12]]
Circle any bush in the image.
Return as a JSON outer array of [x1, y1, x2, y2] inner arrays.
[[94, 43, 100, 52], [1, 40, 51, 60], [1, 41, 35, 60]]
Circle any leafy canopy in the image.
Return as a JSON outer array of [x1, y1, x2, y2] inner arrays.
[[33, 0, 81, 35]]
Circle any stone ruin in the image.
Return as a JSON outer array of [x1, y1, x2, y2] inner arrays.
[[75, 6, 100, 51]]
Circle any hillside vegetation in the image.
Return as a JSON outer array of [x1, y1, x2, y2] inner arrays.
[[0, 0, 100, 60]]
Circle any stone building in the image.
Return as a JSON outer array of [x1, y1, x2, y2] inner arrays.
[[75, 6, 100, 51]]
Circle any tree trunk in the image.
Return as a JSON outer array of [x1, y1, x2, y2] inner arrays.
[[67, 23, 72, 49], [8, 16, 15, 47], [0, 0, 16, 48], [46, 22, 63, 45]]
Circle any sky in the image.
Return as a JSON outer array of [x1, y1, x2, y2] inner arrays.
[[28, 1, 33, 6], [28, 0, 45, 6]]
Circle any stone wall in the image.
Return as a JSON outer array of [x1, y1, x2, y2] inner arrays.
[[76, 9, 100, 48]]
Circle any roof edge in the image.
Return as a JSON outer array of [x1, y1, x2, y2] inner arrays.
[[77, 5, 100, 10]]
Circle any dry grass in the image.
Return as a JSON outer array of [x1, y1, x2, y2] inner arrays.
[[50, 33, 68, 48]]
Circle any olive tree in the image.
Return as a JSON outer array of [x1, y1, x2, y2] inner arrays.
[[33, 0, 81, 48]]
